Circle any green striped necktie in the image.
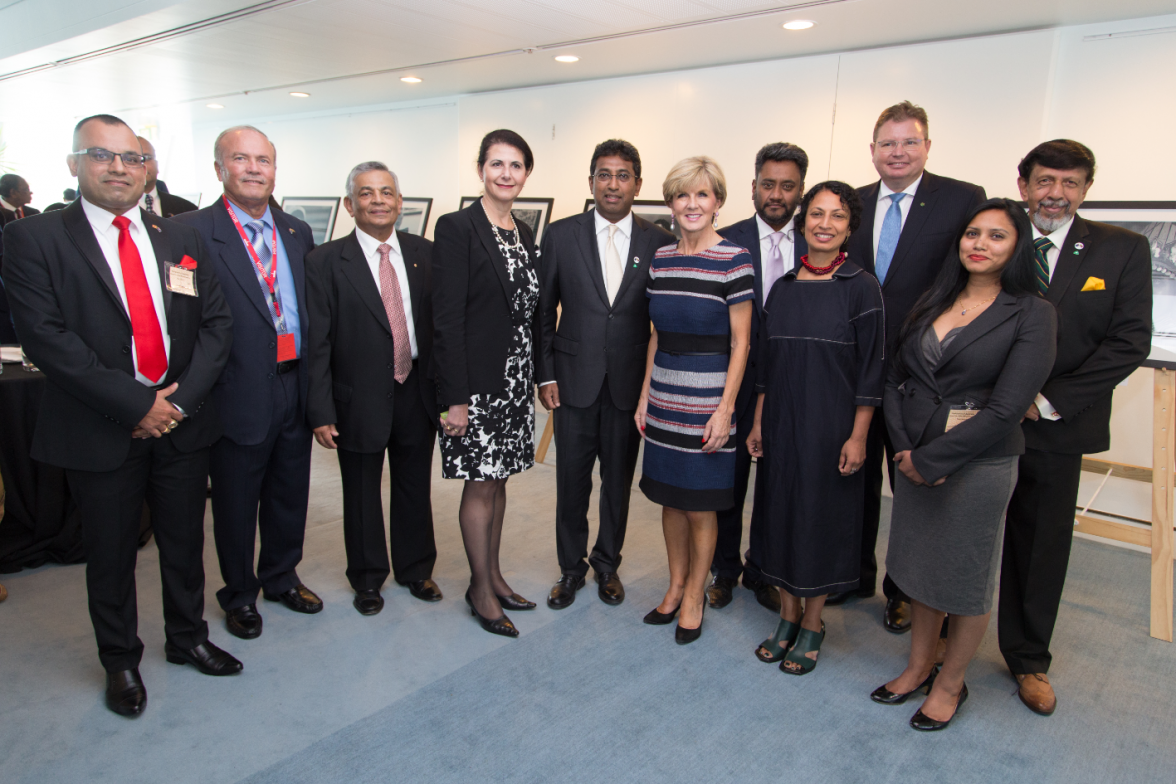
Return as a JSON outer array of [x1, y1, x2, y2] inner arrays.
[[1033, 236, 1053, 296]]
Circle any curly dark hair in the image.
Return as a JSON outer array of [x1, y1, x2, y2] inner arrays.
[[590, 139, 641, 180], [477, 129, 534, 173], [793, 180, 862, 253]]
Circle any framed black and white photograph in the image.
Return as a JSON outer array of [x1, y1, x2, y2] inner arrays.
[[1078, 201, 1176, 361], [461, 196, 554, 244], [584, 198, 680, 239], [396, 197, 433, 236], [279, 196, 340, 246]]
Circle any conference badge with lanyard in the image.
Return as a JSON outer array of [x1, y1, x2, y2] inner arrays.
[[223, 196, 297, 362]]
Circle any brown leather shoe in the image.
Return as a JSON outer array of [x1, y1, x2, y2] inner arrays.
[[1016, 673, 1057, 716]]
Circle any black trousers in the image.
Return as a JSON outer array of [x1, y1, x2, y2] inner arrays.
[[998, 448, 1083, 675], [553, 379, 641, 578], [861, 411, 905, 599], [209, 369, 312, 611], [712, 395, 766, 582], [338, 369, 437, 591], [67, 435, 210, 673]]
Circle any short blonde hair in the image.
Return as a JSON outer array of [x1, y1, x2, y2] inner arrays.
[[661, 156, 727, 207]]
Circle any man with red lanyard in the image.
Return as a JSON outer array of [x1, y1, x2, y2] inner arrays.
[[174, 125, 321, 641]]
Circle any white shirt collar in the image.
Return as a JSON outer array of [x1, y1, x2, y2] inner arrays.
[[594, 208, 633, 239], [0, 197, 19, 212], [755, 213, 794, 241], [355, 226, 402, 258], [1032, 215, 1075, 249], [81, 195, 146, 234], [879, 173, 923, 200]]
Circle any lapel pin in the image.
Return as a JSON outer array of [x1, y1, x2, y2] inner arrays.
[[919, 202, 925, 207], [288, 227, 295, 234], [1074, 242, 1084, 250], [151, 224, 161, 232]]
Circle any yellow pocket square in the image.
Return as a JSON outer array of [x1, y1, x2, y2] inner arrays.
[[1081, 277, 1105, 292]]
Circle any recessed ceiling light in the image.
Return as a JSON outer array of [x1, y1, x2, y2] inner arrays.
[[206, 103, 224, 109], [782, 19, 815, 30], [554, 55, 579, 63], [400, 76, 422, 83], [289, 91, 310, 97]]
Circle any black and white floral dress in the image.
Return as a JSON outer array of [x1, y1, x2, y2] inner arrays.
[[439, 225, 540, 480]]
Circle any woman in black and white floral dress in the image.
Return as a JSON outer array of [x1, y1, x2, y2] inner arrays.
[[432, 129, 543, 637]]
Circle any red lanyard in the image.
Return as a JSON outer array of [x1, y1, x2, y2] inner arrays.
[[223, 196, 282, 318]]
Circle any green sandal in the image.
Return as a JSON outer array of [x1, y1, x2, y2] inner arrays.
[[755, 617, 801, 663], [780, 623, 826, 676]]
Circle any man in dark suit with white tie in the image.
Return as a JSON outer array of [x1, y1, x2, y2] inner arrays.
[[3, 114, 239, 717], [834, 101, 986, 632], [1000, 140, 1151, 716], [538, 139, 675, 609], [306, 162, 442, 615], [706, 142, 809, 611], [137, 137, 198, 218], [173, 125, 321, 640]]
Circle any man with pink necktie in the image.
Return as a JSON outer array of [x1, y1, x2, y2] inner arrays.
[[305, 162, 442, 616]]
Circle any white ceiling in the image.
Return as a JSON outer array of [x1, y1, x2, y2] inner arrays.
[[3, 0, 1176, 124]]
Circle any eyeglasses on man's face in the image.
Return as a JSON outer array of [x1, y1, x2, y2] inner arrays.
[[875, 139, 926, 153], [73, 148, 152, 168], [594, 171, 633, 184]]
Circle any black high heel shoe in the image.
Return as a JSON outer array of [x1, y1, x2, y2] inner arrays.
[[496, 593, 536, 611], [675, 601, 705, 645], [643, 603, 681, 625], [871, 665, 940, 705], [910, 683, 968, 731], [465, 590, 519, 638]]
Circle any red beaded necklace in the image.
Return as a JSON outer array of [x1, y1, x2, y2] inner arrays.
[[800, 252, 846, 275]]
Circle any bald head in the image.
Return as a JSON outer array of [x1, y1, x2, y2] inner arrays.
[[214, 126, 277, 218], [137, 136, 159, 192]]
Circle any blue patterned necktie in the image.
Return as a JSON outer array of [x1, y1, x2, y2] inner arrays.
[[874, 192, 906, 284], [1033, 236, 1054, 296], [246, 220, 285, 330]]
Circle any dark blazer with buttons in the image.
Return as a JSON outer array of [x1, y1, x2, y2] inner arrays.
[[885, 291, 1057, 484], [1021, 216, 1152, 455], [536, 209, 675, 410], [849, 171, 987, 352], [719, 215, 808, 421], [432, 202, 542, 407], [305, 229, 437, 453], [2, 200, 233, 471], [172, 200, 314, 446]]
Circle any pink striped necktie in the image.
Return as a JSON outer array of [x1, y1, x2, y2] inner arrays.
[[378, 243, 412, 383]]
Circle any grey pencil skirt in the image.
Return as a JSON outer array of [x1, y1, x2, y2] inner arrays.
[[885, 456, 1019, 616]]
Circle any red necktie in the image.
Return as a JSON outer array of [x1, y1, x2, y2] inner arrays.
[[378, 243, 413, 383], [112, 216, 168, 382]]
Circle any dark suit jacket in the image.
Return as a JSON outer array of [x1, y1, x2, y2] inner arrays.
[[849, 172, 986, 352], [1022, 216, 1152, 454], [0, 205, 40, 226], [536, 210, 675, 410], [156, 192, 199, 219], [884, 291, 1056, 484], [306, 230, 437, 452], [2, 200, 233, 471], [718, 215, 808, 420], [432, 202, 542, 407], [173, 199, 314, 446]]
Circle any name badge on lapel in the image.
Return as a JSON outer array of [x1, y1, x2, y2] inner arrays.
[[165, 254, 200, 297], [945, 403, 980, 432]]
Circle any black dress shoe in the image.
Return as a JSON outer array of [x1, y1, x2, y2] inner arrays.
[[884, 596, 912, 633], [706, 576, 736, 608], [910, 683, 968, 731], [547, 574, 586, 609], [496, 593, 536, 610], [263, 584, 324, 614], [871, 666, 940, 705], [675, 601, 705, 645], [105, 668, 147, 717], [643, 604, 680, 625], [465, 590, 519, 638], [353, 589, 384, 616], [595, 572, 625, 605], [825, 586, 876, 606], [742, 574, 781, 613], [407, 579, 443, 602], [164, 640, 243, 676], [225, 604, 262, 639]]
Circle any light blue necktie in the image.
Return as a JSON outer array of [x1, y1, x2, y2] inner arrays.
[[246, 220, 285, 331], [875, 192, 906, 284]]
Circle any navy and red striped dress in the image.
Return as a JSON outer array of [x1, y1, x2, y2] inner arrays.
[[639, 238, 754, 511]]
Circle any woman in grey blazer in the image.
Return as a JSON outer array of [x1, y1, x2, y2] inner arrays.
[[870, 198, 1056, 731]]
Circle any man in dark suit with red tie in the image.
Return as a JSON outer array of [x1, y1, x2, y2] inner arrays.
[[1000, 140, 1151, 716], [0, 174, 40, 224], [306, 162, 443, 615], [836, 101, 987, 632], [173, 126, 321, 640], [3, 115, 239, 717], [707, 142, 809, 611]]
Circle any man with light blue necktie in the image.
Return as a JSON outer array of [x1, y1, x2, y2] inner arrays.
[[831, 102, 986, 633]]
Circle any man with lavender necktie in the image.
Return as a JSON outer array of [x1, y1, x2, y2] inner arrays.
[[305, 162, 441, 616]]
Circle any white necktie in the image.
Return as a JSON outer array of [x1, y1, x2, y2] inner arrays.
[[605, 223, 623, 304]]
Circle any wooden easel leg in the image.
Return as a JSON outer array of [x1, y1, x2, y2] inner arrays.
[[536, 410, 555, 464], [1151, 368, 1174, 642]]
